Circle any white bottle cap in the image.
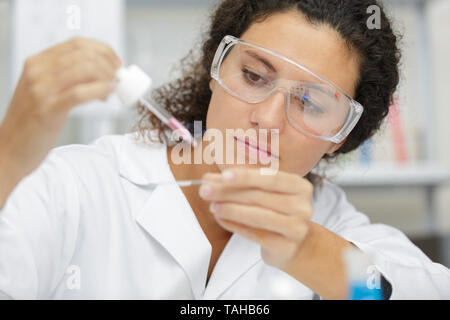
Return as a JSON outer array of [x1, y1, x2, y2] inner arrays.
[[115, 65, 152, 107]]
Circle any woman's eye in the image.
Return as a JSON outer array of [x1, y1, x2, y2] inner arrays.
[[293, 95, 324, 115], [242, 68, 269, 86]]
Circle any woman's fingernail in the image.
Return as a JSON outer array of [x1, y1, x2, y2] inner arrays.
[[199, 185, 213, 198], [209, 202, 220, 214], [222, 170, 235, 182]]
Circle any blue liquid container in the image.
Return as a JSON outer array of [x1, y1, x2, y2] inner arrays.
[[349, 280, 383, 300]]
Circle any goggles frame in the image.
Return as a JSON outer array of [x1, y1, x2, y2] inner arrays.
[[210, 35, 364, 144]]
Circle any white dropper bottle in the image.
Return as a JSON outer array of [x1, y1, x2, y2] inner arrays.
[[114, 65, 197, 147]]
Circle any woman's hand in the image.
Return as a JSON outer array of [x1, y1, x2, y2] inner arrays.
[[0, 37, 121, 208], [199, 168, 314, 269]]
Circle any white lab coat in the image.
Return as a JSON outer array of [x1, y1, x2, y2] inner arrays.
[[0, 132, 449, 300]]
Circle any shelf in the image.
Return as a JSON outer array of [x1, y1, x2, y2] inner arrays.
[[326, 164, 450, 188]]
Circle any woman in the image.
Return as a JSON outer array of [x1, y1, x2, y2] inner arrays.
[[0, 0, 449, 299]]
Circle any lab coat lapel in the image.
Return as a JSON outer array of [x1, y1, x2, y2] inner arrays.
[[135, 184, 212, 300], [204, 233, 262, 299], [118, 134, 262, 299], [118, 134, 212, 299]]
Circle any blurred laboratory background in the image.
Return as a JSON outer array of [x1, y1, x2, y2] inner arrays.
[[0, 0, 450, 267]]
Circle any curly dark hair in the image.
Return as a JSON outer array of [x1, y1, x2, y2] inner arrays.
[[134, 0, 401, 182]]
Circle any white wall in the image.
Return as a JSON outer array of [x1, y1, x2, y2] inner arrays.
[[125, 5, 210, 88], [429, 0, 450, 235], [0, 1, 10, 122]]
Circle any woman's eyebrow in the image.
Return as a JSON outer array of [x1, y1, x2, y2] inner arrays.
[[244, 50, 277, 72], [305, 83, 336, 98], [243, 50, 345, 98]]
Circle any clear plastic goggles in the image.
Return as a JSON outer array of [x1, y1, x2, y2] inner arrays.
[[210, 35, 364, 143]]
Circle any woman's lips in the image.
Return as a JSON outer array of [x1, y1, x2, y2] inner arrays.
[[234, 136, 279, 159]]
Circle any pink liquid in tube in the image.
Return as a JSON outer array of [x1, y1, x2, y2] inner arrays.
[[138, 98, 198, 148], [167, 117, 198, 147]]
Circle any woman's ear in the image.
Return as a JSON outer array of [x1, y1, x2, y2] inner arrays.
[[209, 78, 215, 92], [326, 139, 347, 155]]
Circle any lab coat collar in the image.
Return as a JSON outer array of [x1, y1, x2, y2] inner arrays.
[[203, 233, 262, 299], [135, 183, 212, 299], [117, 133, 262, 299], [118, 134, 211, 299], [135, 185, 262, 300], [117, 132, 166, 186]]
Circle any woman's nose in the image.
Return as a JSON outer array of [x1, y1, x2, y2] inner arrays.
[[249, 89, 287, 132]]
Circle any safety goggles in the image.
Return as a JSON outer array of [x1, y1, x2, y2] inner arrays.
[[210, 35, 364, 143]]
